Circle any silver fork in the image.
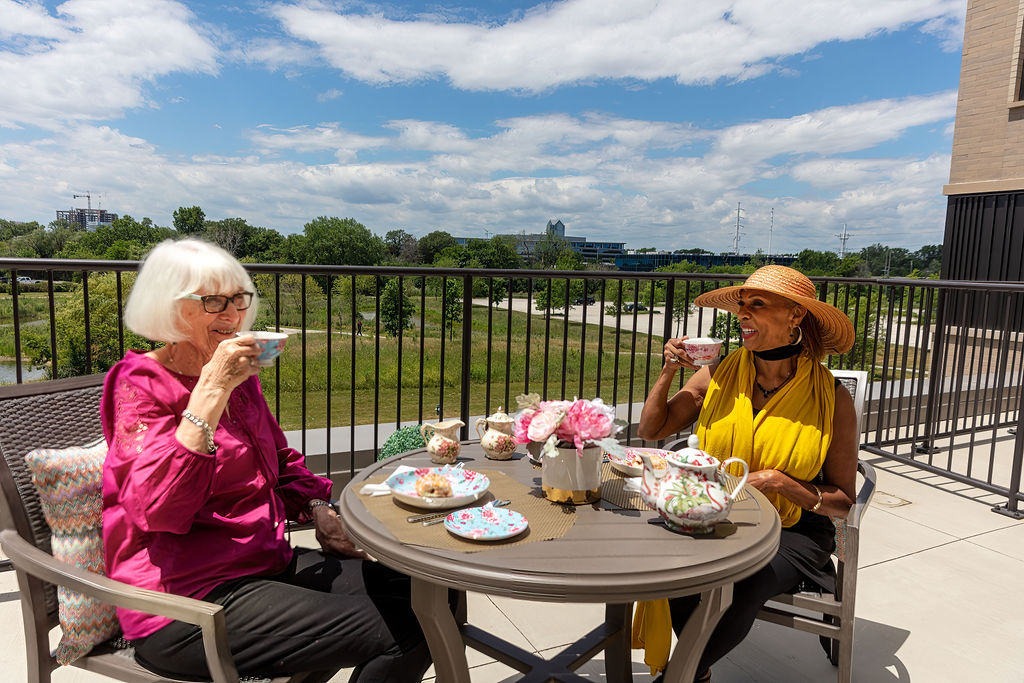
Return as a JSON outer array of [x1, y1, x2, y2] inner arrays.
[[411, 499, 511, 526]]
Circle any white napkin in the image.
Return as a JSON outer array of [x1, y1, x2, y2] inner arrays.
[[622, 476, 643, 494], [359, 465, 416, 496]]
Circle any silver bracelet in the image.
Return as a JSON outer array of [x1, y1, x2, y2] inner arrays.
[[181, 409, 216, 454]]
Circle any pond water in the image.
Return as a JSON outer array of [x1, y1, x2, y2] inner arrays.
[[0, 360, 48, 385]]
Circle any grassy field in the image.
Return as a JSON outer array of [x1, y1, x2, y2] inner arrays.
[[258, 299, 675, 430], [0, 282, 931, 431]]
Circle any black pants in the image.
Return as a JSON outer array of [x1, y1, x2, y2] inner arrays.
[[668, 515, 835, 676], [132, 548, 431, 683]]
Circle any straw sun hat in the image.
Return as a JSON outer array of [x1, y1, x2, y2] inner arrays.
[[692, 265, 855, 355]]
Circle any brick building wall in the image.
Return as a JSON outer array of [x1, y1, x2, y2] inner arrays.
[[945, 0, 1024, 194]]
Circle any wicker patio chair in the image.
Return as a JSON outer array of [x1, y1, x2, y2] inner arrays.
[[0, 374, 336, 683]]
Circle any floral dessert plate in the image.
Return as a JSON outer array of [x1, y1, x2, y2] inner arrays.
[[385, 467, 490, 509], [444, 506, 529, 541], [607, 447, 673, 477]]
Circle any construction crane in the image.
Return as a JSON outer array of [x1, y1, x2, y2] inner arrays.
[[73, 191, 93, 211]]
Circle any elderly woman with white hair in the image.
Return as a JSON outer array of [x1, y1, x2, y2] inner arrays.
[[101, 238, 430, 682]]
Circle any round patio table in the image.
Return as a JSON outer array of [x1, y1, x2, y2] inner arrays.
[[339, 444, 780, 683]]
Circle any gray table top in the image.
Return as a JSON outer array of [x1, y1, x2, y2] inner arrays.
[[339, 444, 781, 604]]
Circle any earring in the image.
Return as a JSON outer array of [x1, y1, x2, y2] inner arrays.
[[789, 325, 804, 346]]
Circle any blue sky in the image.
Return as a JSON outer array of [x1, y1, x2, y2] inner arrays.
[[0, 0, 966, 254]]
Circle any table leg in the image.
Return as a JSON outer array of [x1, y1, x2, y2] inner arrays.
[[411, 578, 471, 683], [604, 603, 633, 683], [662, 584, 733, 683]]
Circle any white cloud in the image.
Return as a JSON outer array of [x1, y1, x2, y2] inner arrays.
[[0, 90, 954, 252], [0, 0, 218, 129], [248, 124, 389, 162], [712, 92, 958, 161], [266, 0, 964, 91], [316, 88, 343, 102], [0, 0, 71, 42]]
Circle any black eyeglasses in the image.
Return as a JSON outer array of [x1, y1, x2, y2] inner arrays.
[[184, 292, 253, 313]]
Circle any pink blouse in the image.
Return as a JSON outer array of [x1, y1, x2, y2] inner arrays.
[[101, 350, 332, 639]]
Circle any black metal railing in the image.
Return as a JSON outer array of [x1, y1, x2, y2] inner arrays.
[[2, 257, 1022, 517]]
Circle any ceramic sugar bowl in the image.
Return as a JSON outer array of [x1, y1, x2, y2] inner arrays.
[[475, 407, 518, 460], [637, 434, 749, 533], [420, 419, 465, 464]]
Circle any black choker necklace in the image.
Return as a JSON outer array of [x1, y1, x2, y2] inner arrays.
[[752, 344, 803, 361]]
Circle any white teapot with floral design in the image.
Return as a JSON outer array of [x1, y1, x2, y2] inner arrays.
[[475, 407, 518, 460], [637, 434, 749, 533]]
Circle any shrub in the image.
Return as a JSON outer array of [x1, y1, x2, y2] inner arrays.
[[377, 425, 426, 461]]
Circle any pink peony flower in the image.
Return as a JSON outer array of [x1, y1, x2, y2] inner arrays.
[[512, 394, 622, 457], [514, 408, 536, 443], [527, 408, 564, 442], [560, 398, 615, 450]]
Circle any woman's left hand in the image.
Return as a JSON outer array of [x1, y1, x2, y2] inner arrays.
[[312, 506, 368, 559]]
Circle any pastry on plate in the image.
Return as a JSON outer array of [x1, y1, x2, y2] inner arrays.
[[415, 472, 453, 498]]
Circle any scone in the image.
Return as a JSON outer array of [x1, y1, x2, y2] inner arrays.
[[415, 472, 453, 498]]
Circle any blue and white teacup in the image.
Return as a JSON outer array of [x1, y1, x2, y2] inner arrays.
[[241, 331, 288, 366]]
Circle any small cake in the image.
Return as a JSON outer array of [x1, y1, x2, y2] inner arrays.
[[415, 472, 453, 498]]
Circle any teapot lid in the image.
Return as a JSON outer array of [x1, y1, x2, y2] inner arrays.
[[672, 434, 716, 463], [485, 407, 514, 423]]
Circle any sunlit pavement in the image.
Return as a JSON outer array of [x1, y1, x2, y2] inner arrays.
[[3, 442, 1023, 683]]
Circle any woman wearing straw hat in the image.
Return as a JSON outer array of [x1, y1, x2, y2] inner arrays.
[[636, 265, 859, 683]]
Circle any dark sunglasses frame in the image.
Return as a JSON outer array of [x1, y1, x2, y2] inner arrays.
[[183, 292, 254, 313]]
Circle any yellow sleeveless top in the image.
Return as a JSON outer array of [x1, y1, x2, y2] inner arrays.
[[696, 347, 835, 528]]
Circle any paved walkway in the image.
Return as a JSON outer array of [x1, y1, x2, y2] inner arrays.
[[3, 442, 1023, 682]]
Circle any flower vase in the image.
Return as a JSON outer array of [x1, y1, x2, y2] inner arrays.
[[541, 445, 603, 504]]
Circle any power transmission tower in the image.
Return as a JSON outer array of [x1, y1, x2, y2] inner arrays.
[[767, 208, 774, 261], [836, 224, 851, 259], [732, 202, 745, 255]]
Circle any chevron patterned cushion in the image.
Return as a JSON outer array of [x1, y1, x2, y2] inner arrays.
[[25, 442, 120, 665]]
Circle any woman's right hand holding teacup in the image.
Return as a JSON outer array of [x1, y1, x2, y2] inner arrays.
[[663, 337, 698, 372], [201, 335, 261, 393]]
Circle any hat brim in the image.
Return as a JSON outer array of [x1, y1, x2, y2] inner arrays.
[[693, 284, 855, 355]]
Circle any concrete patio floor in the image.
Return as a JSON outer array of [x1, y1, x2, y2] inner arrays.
[[3, 445, 1023, 683]]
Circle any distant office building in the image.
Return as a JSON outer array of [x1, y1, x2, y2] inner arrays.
[[615, 251, 796, 272], [56, 207, 118, 231], [456, 219, 626, 263]]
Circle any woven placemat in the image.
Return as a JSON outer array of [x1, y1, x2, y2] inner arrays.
[[357, 469, 578, 553], [599, 463, 648, 510]]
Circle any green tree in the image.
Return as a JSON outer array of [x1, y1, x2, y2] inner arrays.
[[300, 216, 384, 267], [710, 312, 741, 344], [384, 229, 418, 262], [379, 277, 414, 336], [25, 272, 150, 378], [793, 249, 841, 276], [532, 231, 572, 268], [245, 227, 288, 263], [173, 206, 206, 235], [206, 217, 256, 257], [418, 230, 457, 264], [441, 277, 462, 340]]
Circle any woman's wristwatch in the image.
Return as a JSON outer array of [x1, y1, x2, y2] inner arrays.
[[308, 498, 337, 514]]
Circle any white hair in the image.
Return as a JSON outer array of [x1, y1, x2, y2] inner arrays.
[[124, 239, 259, 343]]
